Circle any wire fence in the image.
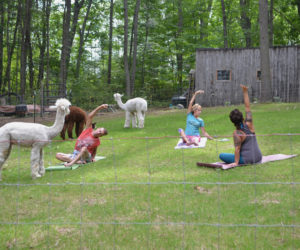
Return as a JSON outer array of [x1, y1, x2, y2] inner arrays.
[[0, 133, 299, 248]]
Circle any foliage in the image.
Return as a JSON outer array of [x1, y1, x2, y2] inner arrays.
[[0, 0, 299, 104]]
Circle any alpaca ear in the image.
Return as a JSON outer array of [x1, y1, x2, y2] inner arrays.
[[121, 94, 124, 97]]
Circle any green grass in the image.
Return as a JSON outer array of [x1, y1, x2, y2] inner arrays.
[[1, 103, 300, 249]]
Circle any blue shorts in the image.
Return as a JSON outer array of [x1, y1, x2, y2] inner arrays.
[[69, 150, 92, 162]]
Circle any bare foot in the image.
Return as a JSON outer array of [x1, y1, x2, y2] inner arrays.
[[64, 162, 72, 167]]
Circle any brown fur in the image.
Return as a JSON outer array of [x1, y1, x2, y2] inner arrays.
[[60, 106, 87, 140]]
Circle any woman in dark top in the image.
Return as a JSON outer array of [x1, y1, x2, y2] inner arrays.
[[219, 84, 262, 167]]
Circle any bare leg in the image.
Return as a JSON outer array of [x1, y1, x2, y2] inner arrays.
[[64, 147, 89, 167], [179, 130, 198, 146], [56, 153, 73, 163]]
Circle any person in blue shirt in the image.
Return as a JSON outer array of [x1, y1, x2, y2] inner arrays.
[[179, 90, 213, 145]]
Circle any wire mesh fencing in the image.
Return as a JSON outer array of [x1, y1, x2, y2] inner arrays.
[[0, 133, 299, 249]]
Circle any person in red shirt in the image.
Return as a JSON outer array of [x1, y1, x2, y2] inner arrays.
[[56, 104, 108, 166]]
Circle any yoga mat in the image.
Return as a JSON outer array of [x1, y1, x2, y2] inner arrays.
[[197, 154, 297, 170], [46, 156, 106, 171], [175, 137, 207, 149]]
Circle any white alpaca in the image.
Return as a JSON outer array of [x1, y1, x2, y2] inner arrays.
[[113, 93, 147, 128], [0, 98, 71, 180]]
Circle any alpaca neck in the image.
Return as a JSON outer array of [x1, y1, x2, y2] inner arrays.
[[116, 98, 126, 110], [47, 109, 66, 139]]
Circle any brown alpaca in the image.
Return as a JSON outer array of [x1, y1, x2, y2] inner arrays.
[[60, 106, 87, 140]]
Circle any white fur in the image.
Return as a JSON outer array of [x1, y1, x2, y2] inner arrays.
[[0, 98, 71, 180], [113, 93, 147, 128]]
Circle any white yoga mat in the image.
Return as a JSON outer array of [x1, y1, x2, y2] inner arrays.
[[175, 137, 207, 149]]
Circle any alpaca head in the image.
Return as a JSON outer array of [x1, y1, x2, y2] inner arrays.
[[49, 98, 71, 115], [113, 93, 123, 101]]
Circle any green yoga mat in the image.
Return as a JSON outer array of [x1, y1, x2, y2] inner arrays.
[[46, 156, 106, 171]]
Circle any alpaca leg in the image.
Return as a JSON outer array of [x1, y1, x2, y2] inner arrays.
[[38, 148, 45, 176], [137, 111, 144, 128], [131, 112, 137, 128], [142, 111, 146, 127], [75, 122, 80, 137], [60, 122, 68, 140], [31, 146, 42, 179], [77, 121, 85, 137], [0, 142, 12, 181], [124, 111, 131, 128], [67, 122, 74, 139]]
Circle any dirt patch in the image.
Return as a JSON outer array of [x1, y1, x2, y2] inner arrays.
[[194, 185, 212, 194]]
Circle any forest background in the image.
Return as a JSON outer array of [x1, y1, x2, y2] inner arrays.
[[0, 0, 299, 109]]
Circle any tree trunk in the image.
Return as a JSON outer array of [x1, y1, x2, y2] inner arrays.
[[25, 0, 34, 94], [107, 0, 114, 84], [37, 0, 52, 90], [221, 0, 228, 48], [259, 0, 272, 102], [176, 0, 183, 93], [0, 0, 4, 91], [130, 0, 141, 95], [123, 0, 131, 96], [45, 0, 51, 101], [141, 0, 149, 88], [59, 0, 71, 97], [239, 0, 252, 48], [66, 0, 84, 68], [59, 0, 84, 96], [295, 0, 300, 17], [269, 0, 273, 46], [199, 0, 213, 43], [3, 1, 21, 94], [76, 0, 92, 78], [20, 0, 32, 102]]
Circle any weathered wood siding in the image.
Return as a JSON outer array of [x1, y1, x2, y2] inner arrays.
[[195, 46, 300, 106]]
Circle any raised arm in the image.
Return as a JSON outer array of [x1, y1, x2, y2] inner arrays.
[[187, 90, 204, 113], [86, 104, 108, 128], [240, 84, 254, 132]]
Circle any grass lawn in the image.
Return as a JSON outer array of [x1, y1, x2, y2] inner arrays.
[[1, 103, 300, 249]]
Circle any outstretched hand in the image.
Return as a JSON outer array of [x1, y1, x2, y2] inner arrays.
[[100, 104, 108, 109], [240, 84, 248, 92]]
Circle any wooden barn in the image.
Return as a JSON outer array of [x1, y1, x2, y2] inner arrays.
[[195, 46, 300, 106]]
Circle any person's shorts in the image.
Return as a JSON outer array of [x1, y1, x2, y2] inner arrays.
[[178, 128, 201, 144], [186, 135, 201, 144], [69, 150, 92, 163]]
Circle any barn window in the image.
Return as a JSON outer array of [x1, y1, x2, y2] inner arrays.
[[257, 70, 261, 81], [216, 70, 231, 81]]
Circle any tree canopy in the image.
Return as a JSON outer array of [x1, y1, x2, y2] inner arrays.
[[0, 0, 299, 108]]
